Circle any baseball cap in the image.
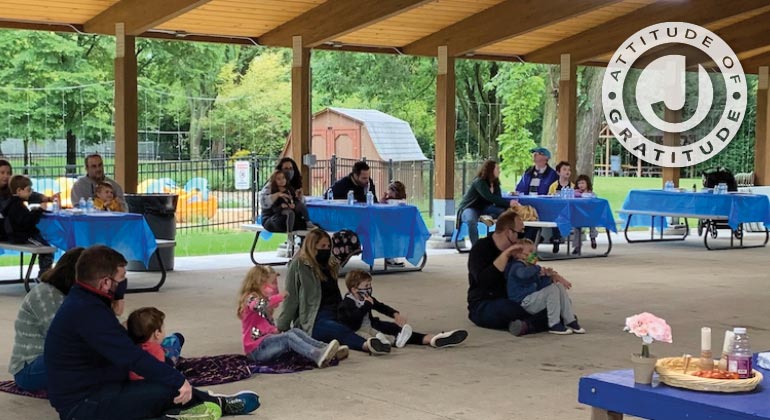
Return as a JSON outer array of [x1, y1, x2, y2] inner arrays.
[[529, 147, 551, 159]]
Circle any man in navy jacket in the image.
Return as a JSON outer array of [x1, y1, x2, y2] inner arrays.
[[45, 245, 259, 420]]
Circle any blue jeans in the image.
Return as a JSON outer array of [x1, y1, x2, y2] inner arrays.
[[14, 354, 47, 392], [61, 381, 216, 420], [249, 329, 326, 363], [312, 309, 366, 351], [461, 205, 507, 245], [468, 299, 548, 332]]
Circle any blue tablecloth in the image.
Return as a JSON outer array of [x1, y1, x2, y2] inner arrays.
[[579, 355, 770, 420], [38, 212, 158, 267], [306, 202, 431, 266], [621, 189, 770, 230]]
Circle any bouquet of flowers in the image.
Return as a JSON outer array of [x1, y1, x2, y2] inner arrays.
[[624, 312, 672, 358]]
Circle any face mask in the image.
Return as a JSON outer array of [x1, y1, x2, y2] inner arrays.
[[284, 169, 295, 181], [357, 287, 373, 297], [262, 283, 278, 297], [315, 249, 331, 265], [517, 231, 526, 240]]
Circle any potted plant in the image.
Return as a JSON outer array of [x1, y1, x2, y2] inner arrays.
[[624, 312, 672, 384]]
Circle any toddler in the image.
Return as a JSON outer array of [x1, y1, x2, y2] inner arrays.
[[380, 181, 407, 266], [337, 270, 412, 349], [126, 307, 185, 380], [505, 239, 586, 335], [93, 182, 125, 212], [571, 174, 599, 254], [238, 265, 339, 368]]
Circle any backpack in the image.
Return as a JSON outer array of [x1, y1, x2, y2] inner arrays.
[[331, 229, 362, 267]]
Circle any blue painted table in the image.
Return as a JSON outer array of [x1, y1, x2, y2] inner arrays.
[[306, 201, 430, 271], [579, 365, 770, 420]]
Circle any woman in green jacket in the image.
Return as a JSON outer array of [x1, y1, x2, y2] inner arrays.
[[457, 160, 518, 245], [276, 229, 391, 355]]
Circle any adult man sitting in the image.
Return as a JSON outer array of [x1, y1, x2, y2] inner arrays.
[[514, 147, 562, 252], [45, 245, 259, 420], [467, 210, 547, 336], [331, 160, 377, 203], [71, 154, 127, 210]]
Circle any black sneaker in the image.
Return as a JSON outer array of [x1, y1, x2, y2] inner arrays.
[[367, 337, 391, 355], [212, 390, 260, 415], [548, 323, 573, 335], [552, 240, 560, 254], [571, 248, 580, 255], [508, 320, 530, 337], [430, 329, 468, 348], [590, 238, 597, 249], [566, 320, 586, 334]]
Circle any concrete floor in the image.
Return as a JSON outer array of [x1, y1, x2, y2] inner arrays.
[[0, 231, 769, 420]]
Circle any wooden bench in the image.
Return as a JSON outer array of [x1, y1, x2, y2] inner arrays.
[[620, 210, 769, 250], [0, 242, 58, 292], [125, 239, 175, 294], [242, 223, 311, 266]]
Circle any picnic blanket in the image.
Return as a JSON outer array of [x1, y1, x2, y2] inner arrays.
[[0, 352, 334, 399]]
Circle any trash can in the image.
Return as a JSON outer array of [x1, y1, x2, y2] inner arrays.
[[125, 193, 178, 271]]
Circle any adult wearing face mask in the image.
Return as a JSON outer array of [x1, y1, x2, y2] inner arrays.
[[276, 229, 390, 355], [467, 210, 548, 337], [330, 161, 377, 203], [258, 157, 315, 230]]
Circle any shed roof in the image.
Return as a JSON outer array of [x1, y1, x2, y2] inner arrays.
[[326, 107, 427, 162]]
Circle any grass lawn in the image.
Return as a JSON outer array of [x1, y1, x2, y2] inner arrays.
[[0, 176, 702, 266]]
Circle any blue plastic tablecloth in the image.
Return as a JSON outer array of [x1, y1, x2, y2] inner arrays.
[[306, 202, 431, 266], [578, 354, 770, 420], [38, 212, 158, 267], [620, 189, 770, 230]]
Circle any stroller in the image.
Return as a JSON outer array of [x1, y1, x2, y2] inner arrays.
[[697, 167, 741, 239]]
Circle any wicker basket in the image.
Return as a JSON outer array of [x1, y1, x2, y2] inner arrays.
[[655, 357, 763, 393]]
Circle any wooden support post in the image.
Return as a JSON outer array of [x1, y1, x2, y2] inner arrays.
[[114, 23, 138, 193], [433, 46, 456, 238], [755, 67, 770, 186], [557, 54, 577, 164], [662, 108, 681, 188], [291, 36, 312, 195]]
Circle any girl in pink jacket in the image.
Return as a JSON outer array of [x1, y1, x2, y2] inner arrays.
[[237, 265, 339, 368]]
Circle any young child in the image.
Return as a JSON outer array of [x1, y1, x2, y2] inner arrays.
[[337, 269, 412, 349], [547, 161, 574, 195], [261, 170, 313, 234], [381, 181, 406, 203], [505, 239, 586, 335], [1, 175, 53, 275], [237, 265, 339, 368], [93, 182, 125, 212], [572, 174, 599, 254]]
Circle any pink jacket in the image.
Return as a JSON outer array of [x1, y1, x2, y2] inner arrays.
[[241, 293, 284, 354]]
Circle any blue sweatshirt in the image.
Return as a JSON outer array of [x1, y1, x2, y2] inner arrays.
[[504, 260, 553, 303], [45, 284, 185, 415]]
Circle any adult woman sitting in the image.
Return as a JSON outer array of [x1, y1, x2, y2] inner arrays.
[[258, 157, 315, 232], [8, 247, 127, 391], [276, 229, 466, 355], [457, 160, 518, 246]]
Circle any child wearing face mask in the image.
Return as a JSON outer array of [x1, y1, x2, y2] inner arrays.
[[237, 265, 339, 368]]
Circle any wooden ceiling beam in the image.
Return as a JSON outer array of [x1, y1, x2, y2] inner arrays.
[[524, 0, 770, 64], [84, 0, 212, 35], [736, 51, 770, 75], [259, 0, 431, 48], [403, 0, 619, 57]]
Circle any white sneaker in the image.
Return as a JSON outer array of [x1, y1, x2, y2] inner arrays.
[[375, 332, 393, 345], [316, 339, 340, 368], [395, 324, 412, 348]]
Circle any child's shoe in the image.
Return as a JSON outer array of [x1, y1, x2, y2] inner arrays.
[[591, 238, 597, 249], [169, 402, 222, 420], [430, 329, 468, 348], [375, 332, 394, 345], [335, 345, 349, 361], [548, 323, 573, 335], [571, 248, 581, 255], [316, 339, 340, 368], [395, 324, 413, 348], [208, 391, 260, 415], [566, 320, 586, 334], [366, 337, 391, 355], [479, 215, 496, 227]]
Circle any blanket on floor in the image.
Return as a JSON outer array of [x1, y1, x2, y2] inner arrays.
[[0, 352, 330, 399]]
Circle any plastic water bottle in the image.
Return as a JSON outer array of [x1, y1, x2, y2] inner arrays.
[[728, 327, 753, 379], [346, 190, 355, 205], [51, 197, 60, 213], [366, 190, 374, 205], [326, 188, 333, 201], [86, 197, 94, 213], [78, 197, 86, 210]]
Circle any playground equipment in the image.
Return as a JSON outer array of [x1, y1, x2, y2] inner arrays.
[[136, 177, 218, 223]]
